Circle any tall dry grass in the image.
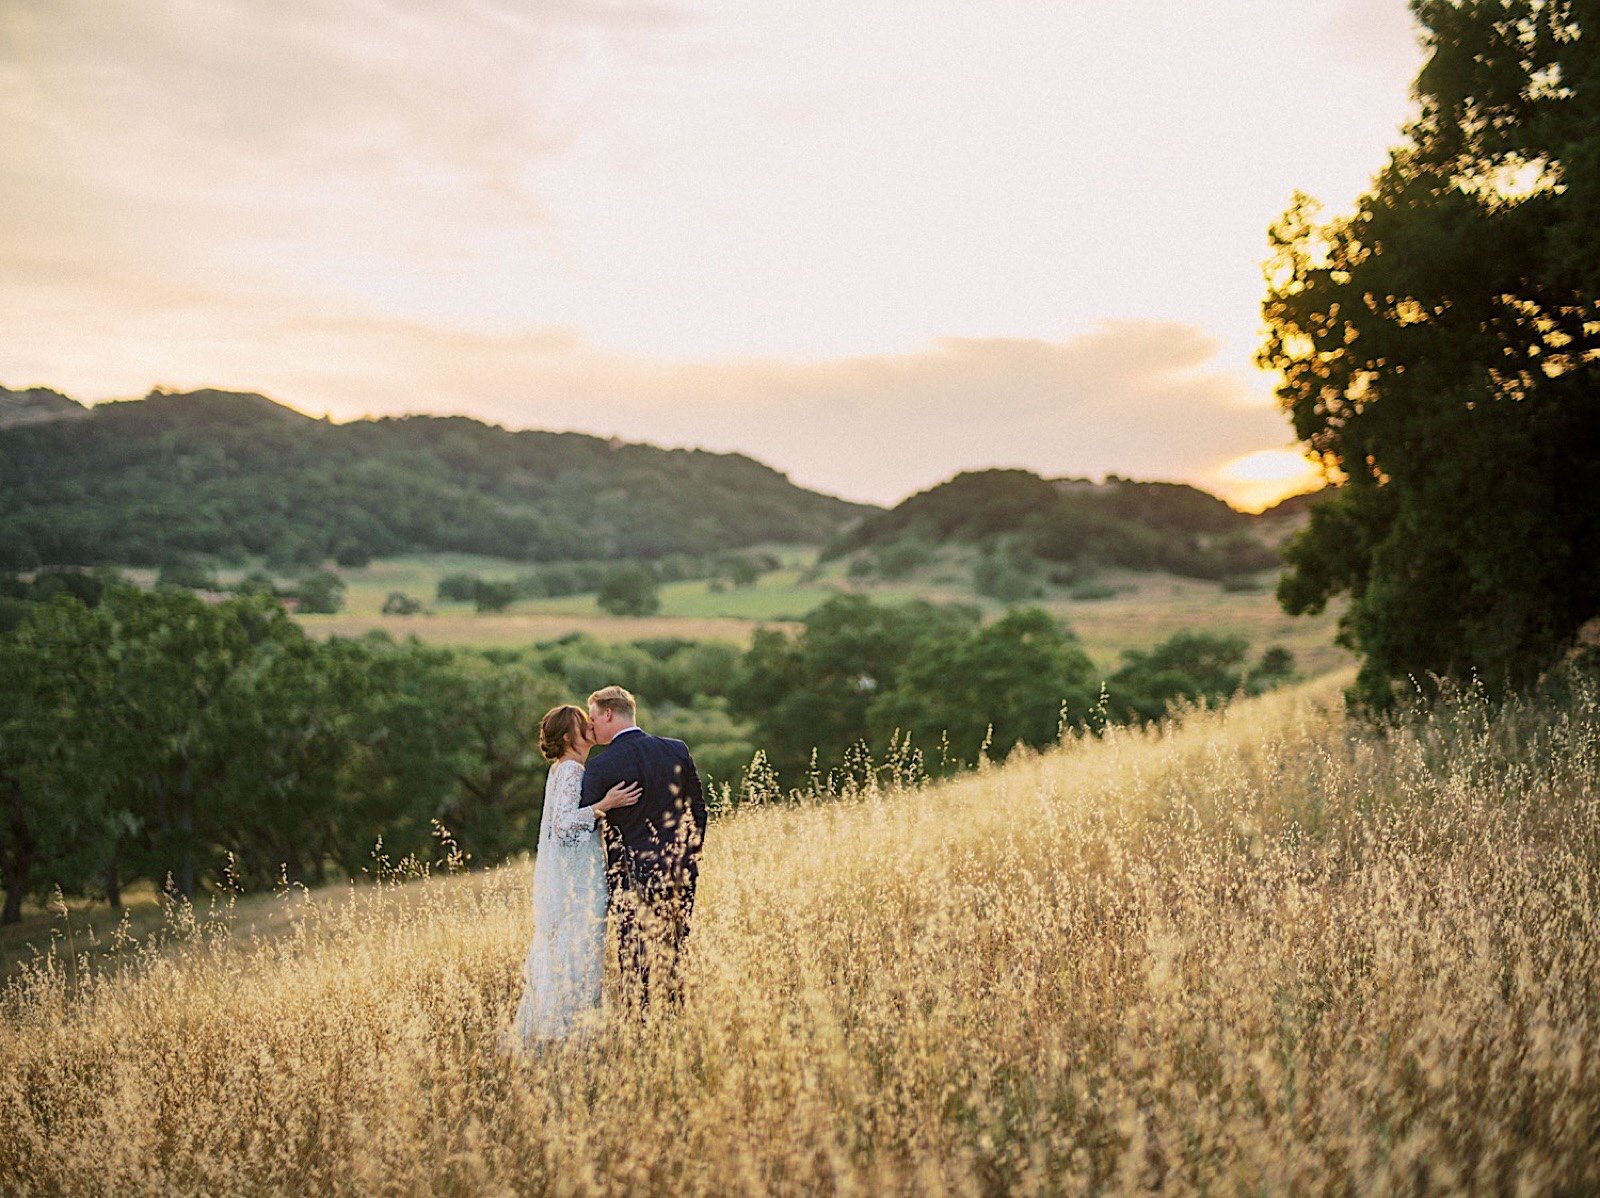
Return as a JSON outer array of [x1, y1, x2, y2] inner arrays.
[[2, 673, 1596, 1195]]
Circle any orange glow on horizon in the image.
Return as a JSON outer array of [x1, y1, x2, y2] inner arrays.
[[1213, 449, 1325, 513]]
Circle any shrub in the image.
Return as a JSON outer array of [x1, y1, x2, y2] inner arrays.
[[437, 573, 481, 602], [597, 565, 660, 617], [382, 591, 424, 616], [473, 581, 518, 613], [295, 570, 347, 615]]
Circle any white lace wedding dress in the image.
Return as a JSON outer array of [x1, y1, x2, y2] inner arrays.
[[510, 759, 608, 1045]]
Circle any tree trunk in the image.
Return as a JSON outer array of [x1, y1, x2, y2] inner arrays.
[[1, 776, 34, 925], [105, 848, 122, 911], [175, 765, 196, 900], [177, 850, 196, 901]]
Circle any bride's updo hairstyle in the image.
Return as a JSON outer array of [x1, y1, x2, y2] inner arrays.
[[539, 704, 590, 762]]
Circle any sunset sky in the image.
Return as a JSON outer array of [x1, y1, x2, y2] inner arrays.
[[1, 0, 1424, 509]]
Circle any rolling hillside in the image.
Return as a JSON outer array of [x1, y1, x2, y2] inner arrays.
[[0, 385, 86, 429], [3, 674, 1594, 1193], [0, 387, 871, 568], [827, 468, 1318, 582]]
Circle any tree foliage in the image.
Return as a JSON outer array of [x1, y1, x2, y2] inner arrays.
[[471, 580, 518, 614], [1104, 631, 1295, 724], [0, 388, 866, 568], [1261, 0, 1600, 704], [294, 570, 347, 614], [381, 591, 423, 616], [0, 590, 765, 919], [873, 607, 1100, 759], [0, 590, 561, 918], [0, 585, 1301, 919], [732, 595, 1103, 778], [827, 469, 1280, 582], [596, 566, 661, 616]]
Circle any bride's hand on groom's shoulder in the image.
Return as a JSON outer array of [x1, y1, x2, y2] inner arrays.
[[596, 781, 642, 813]]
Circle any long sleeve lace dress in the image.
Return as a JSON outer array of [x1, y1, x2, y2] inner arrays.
[[510, 759, 608, 1044]]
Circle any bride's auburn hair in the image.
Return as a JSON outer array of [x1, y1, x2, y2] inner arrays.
[[539, 704, 590, 763]]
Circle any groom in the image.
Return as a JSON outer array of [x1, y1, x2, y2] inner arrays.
[[579, 685, 707, 1007]]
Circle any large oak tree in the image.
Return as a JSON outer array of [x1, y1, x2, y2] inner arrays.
[[1262, 0, 1600, 705]]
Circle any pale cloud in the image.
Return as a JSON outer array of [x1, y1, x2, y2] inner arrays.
[[1323, 0, 1424, 72], [3, 0, 1418, 509], [0, 0, 687, 326]]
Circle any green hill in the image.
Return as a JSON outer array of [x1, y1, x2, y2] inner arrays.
[[0, 388, 870, 568], [0, 385, 86, 430], [825, 468, 1286, 581]]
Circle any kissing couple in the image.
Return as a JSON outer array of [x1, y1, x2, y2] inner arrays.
[[509, 685, 707, 1047]]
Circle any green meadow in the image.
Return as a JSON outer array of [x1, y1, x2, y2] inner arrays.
[[275, 550, 1347, 678]]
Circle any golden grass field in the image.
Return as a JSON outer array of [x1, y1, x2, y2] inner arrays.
[[4, 673, 1594, 1196]]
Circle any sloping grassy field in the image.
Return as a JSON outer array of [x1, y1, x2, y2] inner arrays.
[[3, 674, 1595, 1195]]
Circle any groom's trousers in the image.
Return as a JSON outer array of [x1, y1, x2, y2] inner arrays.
[[612, 866, 696, 1009]]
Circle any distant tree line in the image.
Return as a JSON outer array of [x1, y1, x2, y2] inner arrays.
[[733, 594, 1294, 784], [0, 388, 864, 569], [434, 551, 781, 615], [5, 548, 787, 632], [0, 585, 749, 923], [0, 566, 350, 630], [1, 584, 1293, 921]]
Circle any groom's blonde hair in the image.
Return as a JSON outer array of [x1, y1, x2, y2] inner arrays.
[[587, 685, 637, 721]]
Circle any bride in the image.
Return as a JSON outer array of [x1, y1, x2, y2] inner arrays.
[[510, 704, 640, 1046]]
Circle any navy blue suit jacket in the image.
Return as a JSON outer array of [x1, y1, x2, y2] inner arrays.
[[578, 730, 706, 888]]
